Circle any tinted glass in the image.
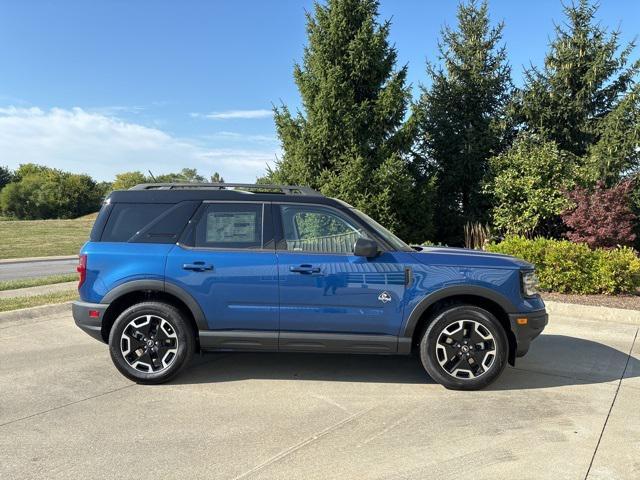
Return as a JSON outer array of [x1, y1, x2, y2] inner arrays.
[[101, 203, 168, 242], [131, 201, 200, 244], [279, 205, 368, 253], [89, 199, 113, 241], [194, 203, 263, 249]]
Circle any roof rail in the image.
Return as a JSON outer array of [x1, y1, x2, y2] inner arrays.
[[129, 183, 322, 196]]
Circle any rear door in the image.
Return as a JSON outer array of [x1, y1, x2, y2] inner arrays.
[[165, 201, 279, 348]]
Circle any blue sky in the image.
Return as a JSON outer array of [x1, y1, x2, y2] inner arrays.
[[0, 0, 638, 182]]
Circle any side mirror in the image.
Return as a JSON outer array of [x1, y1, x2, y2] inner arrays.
[[354, 237, 379, 258]]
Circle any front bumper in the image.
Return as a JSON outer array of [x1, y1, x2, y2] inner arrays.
[[508, 308, 548, 358], [72, 300, 109, 343]]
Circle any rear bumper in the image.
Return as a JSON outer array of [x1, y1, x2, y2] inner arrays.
[[509, 309, 548, 357], [72, 300, 109, 343]]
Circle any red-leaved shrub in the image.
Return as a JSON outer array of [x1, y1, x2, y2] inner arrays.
[[562, 180, 637, 249]]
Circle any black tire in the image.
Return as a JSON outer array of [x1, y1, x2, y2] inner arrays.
[[419, 305, 508, 390], [108, 302, 195, 384]]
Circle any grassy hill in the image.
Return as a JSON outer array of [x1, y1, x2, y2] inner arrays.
[[0, 213, 97, 259]]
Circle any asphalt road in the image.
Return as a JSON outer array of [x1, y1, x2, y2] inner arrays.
[[1, 308, 638, 480], [0, 258, 77, 281]]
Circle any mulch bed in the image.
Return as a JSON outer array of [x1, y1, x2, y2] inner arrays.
[[542, 292, 640, 311]]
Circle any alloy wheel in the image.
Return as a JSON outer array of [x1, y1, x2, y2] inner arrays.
[[435, 319, 497, 379], [120, 315, 179, 373]]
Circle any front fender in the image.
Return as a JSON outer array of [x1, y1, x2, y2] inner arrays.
[[398, 284, 518, 353]]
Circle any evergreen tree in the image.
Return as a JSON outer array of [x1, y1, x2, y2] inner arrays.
[[269, 0, 428, 242], [514, 0, 639, 175], [584, 85, 640, 183], [412, 0, 512, 245]]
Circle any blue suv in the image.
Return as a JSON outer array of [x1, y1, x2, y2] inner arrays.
[[73, 183, 547, 390]]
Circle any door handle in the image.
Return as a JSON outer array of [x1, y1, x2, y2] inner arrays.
[[289, 265, 321, 274], [183, 262, 214, 272]]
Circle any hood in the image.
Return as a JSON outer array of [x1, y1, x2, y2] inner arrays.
[[408, 245, 533, 270]]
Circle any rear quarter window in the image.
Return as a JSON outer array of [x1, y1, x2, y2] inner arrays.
[[100, 203, 171, 242]]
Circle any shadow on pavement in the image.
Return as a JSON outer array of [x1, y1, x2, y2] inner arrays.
[[490, 334, 638, 391], [172, 334, 638, 390]]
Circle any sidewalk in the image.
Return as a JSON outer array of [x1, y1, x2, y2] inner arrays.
[[0, 281, 77, 299]]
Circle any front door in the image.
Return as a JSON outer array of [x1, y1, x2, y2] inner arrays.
[[165, 202, 279, 348], [275, 203, 407, 352]]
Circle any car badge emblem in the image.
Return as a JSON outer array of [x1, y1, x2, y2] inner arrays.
[[378, 291, 392, 303]]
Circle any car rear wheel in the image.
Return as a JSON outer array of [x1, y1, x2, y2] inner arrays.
[[419, 305, 508, 390], [108, 302, 195, 384]]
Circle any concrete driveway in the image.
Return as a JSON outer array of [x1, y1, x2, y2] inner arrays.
[[0, 306, 638, 480]]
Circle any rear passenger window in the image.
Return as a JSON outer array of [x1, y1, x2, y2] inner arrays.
[[101, 203, 168, 242], [194, 203, 263, 249]]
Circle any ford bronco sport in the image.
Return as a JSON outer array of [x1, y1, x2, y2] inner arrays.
[[73, 183, 547, 390]]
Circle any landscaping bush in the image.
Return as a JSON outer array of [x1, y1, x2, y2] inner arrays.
[[562, 180, 636, 249], [594, 247, 640, 295], [486, 236, 640, 294]]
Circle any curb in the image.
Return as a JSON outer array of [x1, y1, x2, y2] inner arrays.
[[545, 300, 640, 326], [0, 302, 72, 325], [0, 255, 78, 265]]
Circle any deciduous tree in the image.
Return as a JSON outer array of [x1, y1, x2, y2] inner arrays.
[[562, 180, 636, 248], [488, 133, 577, 237]]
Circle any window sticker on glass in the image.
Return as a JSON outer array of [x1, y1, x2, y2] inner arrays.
[[206, 212, 257, 243]]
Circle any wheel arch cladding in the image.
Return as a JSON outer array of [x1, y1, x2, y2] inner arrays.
[[405, 290, 518, 365], [100, 281, 206, 344]]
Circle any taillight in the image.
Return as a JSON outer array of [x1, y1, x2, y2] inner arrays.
[[77, 254, 87, 289]]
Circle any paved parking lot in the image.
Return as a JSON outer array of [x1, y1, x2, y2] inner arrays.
[[0, 306, 638, 479]]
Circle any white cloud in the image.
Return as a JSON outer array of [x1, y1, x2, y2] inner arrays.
[[0, 106, 278, 182], [205, 131, 279, 145], [87, 105, 145, 116], [191, 109, 273, 120]]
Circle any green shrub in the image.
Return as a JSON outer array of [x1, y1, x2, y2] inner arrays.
[[487, 236, 640, 294], [541, 241, 595, 294], [0, 164, 104, 220], [593, 247, 640, 295]]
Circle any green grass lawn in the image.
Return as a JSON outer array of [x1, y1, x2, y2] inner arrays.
[[0, 274, 78, 291], [0, 213, 97, 259], [0, 290, 78, 312]]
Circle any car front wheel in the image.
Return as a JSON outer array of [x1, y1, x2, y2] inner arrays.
[[108, 302, 195, 384], [419, 305, 508, 390]]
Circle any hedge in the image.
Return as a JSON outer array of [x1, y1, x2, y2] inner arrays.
[[486, 236, 640, 294]]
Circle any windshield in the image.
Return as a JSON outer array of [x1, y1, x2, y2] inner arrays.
[[350, 208, 413, 252]]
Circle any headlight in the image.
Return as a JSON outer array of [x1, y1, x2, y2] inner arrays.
[[521, 270, 539, 297]]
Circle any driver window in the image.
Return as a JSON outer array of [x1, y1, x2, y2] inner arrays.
[[279, 205, 368, 253]]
